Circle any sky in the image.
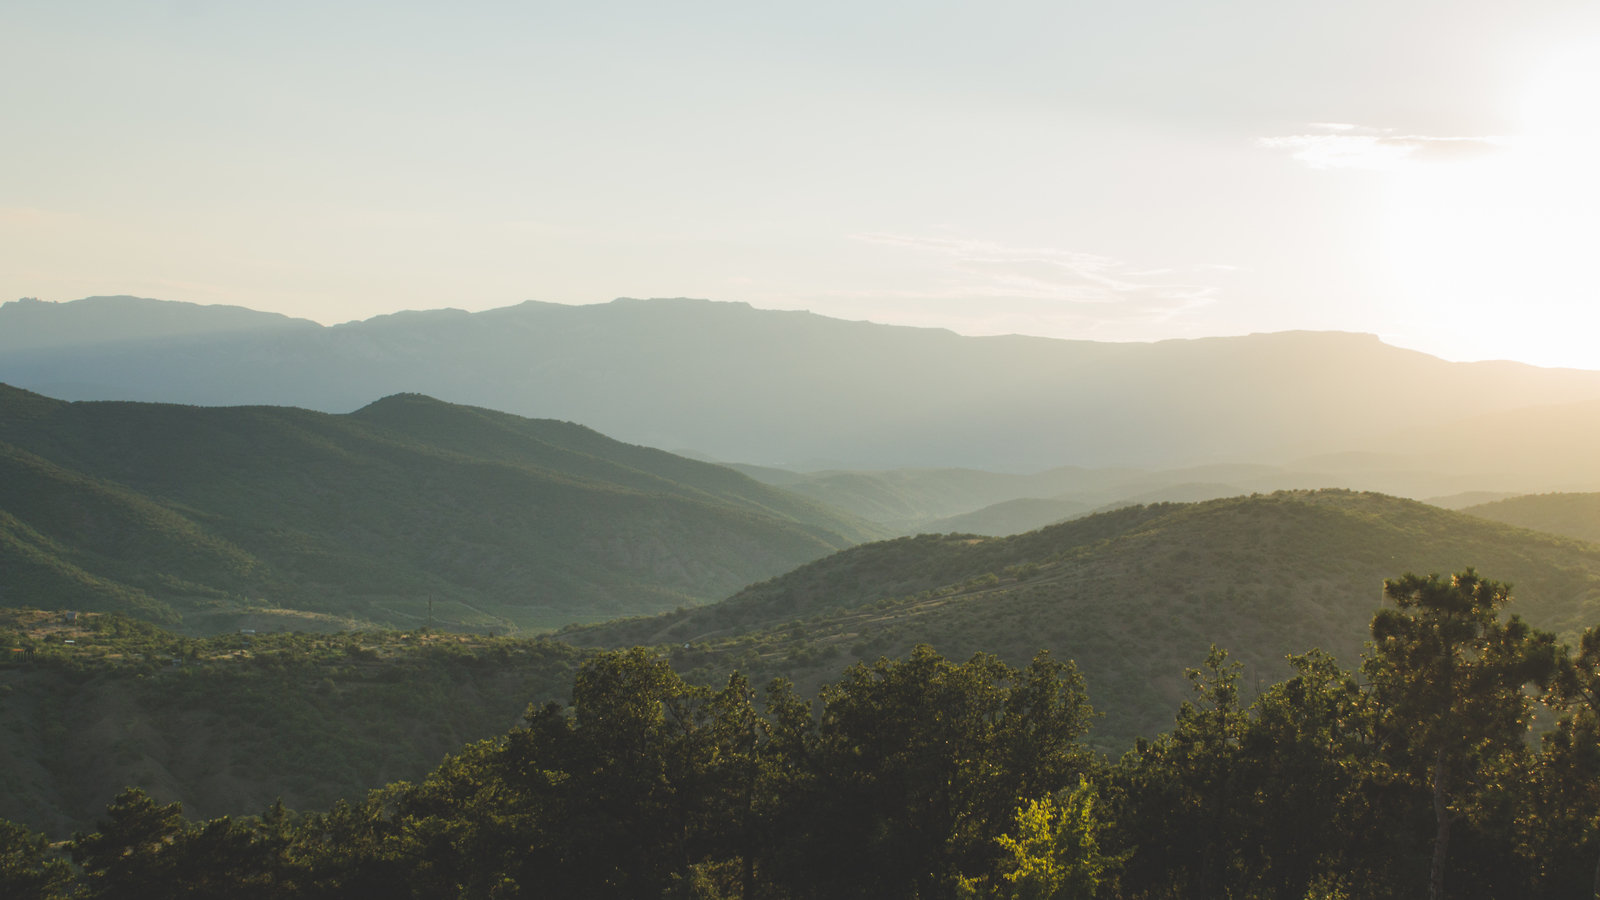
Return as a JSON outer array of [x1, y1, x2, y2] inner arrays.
[[3, 1, 1599, 368]]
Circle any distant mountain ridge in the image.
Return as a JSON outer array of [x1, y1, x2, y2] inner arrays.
[[1462, 493, 1600, 544], [730, 456, 1587, 538], [0, 295, 317, 353], [0, 386, 885, 633], [6, 295, 1600, 473]]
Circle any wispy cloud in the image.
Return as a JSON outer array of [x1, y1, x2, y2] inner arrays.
[[1260, 127, 1507, 171], [846, 234, 1219, 322]]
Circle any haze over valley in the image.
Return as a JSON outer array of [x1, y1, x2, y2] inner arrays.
[[6, 296, 1600, 858], [9, 1, 1600, 895]]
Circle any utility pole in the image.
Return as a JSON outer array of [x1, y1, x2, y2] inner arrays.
[[428, 594, 434, 631]]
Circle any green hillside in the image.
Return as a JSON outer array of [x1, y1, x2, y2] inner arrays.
[[0, 385, 886, 632], [562, 490, 1600, 748], [1462, 492, 1600, 543], [0, 609, 588, 837]]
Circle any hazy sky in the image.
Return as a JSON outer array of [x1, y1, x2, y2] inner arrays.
[[4, 1, 1599, 367]]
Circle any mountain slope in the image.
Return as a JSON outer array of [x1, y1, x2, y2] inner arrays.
[[0, 610, 587, 837], [562, 490, 1600, 748], [0, 386, 885, 632], [7, 295, 1600, 472], [1462, 492, 1600, 543]]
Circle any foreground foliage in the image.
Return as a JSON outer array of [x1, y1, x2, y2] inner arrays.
[[8, 569, 1600, 899]]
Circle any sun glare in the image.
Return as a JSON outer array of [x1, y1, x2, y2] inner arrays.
[[1383, 45, 1600, 367]]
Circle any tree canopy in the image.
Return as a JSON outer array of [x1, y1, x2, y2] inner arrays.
[[7, 568, 1600, 899]]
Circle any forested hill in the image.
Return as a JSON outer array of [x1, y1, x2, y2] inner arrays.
[[0, 385, 884, 633], [563, 490, 1600, 746], [0, 609, 588, 836]]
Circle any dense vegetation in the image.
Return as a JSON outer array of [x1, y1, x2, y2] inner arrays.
[[0, 385, 883, 632], [0, 609, 589, 836], [563, 491, 1600, 747], [1464, 491, 1600, 544], [6, 567, 1600, 899]]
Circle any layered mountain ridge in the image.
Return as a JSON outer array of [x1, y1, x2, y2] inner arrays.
[[7, 295, 1600, 474], [0, 385, 884, 633]]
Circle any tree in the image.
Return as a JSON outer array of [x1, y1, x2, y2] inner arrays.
[[1364, 569, 1559, 900], [1230, 650, 1389, 899], [0, 819, 72, 900], [1531, 625, 1600, 898], [783, 645, 1096, 900], [71, 788, 190, 899], [988, 777, 1118, 900], [69, 788, 296, 900], [343, 647, 783, 899], [1106, 646, 1250, 900]]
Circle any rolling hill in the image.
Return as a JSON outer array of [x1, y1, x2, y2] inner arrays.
[[12, 489, 1600, 836], [7, 295, 1600, 474], [0, 386, 885, 632], [562, 490, 1600, 748], [1462, 492, 1600, 543]]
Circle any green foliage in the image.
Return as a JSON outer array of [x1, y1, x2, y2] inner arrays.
[[989, 778, 1117, 900], [17, 575, 1600, 900], [0, 818, 71, 900], [778, 647, 1097, 899], [18, 643, 1098, 899], [70, 788, 191, 897], [1100, 570, 1585, 900], [0, 609, 588, 836], [1366, 570, 1560, 900]]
